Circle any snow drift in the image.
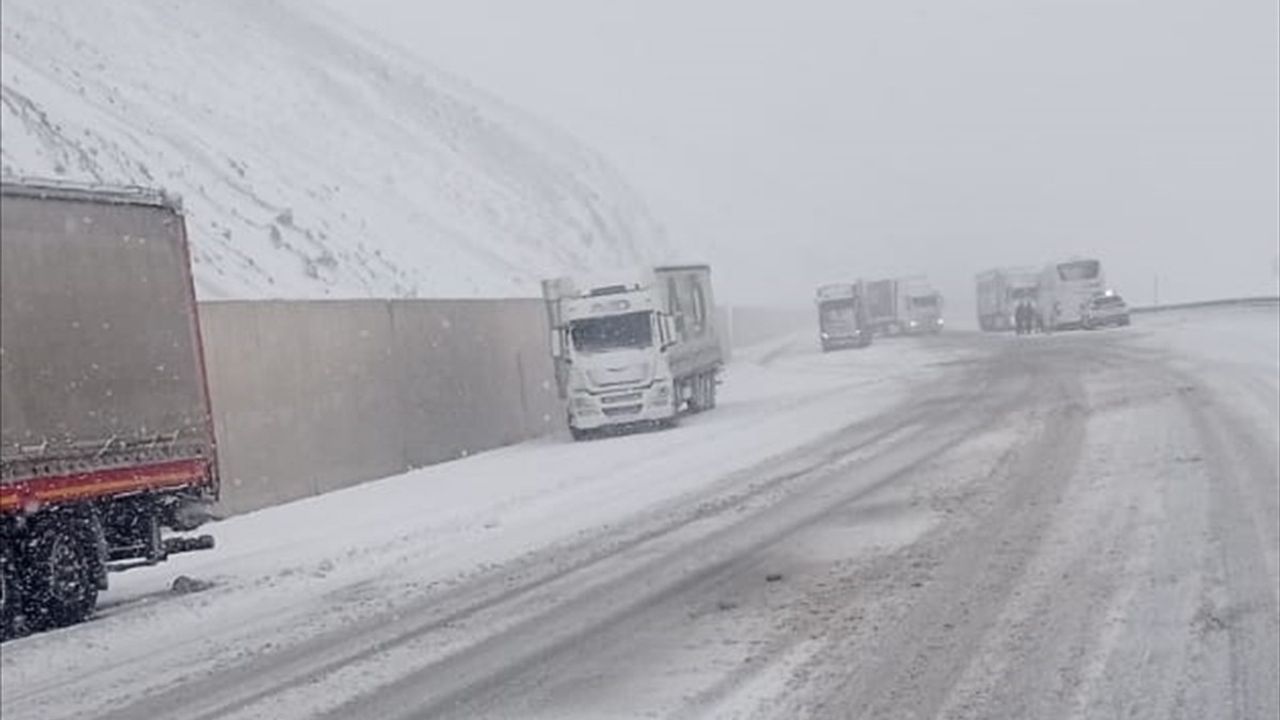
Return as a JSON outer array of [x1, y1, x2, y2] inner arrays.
[[0, 0, 667, 299]]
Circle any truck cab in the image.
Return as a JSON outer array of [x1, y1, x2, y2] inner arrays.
[[549, 284, 679, 439], [544, 267, 723, 440], [904, 292, 944, 335], [816, 283, 872, 351]]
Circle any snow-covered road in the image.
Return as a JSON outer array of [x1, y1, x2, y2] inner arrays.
[[2, 304, 1277, 720]]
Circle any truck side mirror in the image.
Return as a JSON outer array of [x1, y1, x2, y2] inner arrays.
[[550, 327, 565, 358], [675, 312, 687, 335], [660, 314, 677, 350]]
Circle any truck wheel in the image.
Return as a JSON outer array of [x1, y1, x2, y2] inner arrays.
[[21, 521, 99, 630], [570, 426, 590, 441], [686, 377, 702, 413], [692, 373, 715, 412], [1, 550, 18, 639]]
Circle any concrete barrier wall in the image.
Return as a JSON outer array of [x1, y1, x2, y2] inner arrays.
[[200, 298, 811, 515], [199, 299, 560, 515], [1129, 296, 1280, 314]]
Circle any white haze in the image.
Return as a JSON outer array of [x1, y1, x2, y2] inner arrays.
[[323, 0, 1279, 320]]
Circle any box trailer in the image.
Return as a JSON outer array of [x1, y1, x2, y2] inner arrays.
[[975, 267, 1039, 331], [1, 180, 218, 635]]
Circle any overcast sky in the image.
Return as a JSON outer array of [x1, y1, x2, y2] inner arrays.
[[323, 0, 1278, 313]]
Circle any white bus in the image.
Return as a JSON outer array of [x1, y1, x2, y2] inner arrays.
[[1039, 258, 1106, 330]]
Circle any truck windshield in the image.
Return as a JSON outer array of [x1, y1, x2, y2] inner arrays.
[[819, 300, 856, 329], [910, 296, 937, 308], [570, 311, 653, 353], [1010, 287, 1036, 301], [1057, 260, 1100, 281]]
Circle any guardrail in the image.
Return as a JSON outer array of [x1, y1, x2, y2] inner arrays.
[[1129, 296, 1280, 314]]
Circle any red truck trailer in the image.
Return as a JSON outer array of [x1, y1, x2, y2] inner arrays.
[[1, 180, 219, 636]]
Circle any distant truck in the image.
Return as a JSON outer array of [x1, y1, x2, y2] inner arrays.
[[863, 278, 902, 335], [901, 279, 944, 335], [1, 180, 219, 635], [816, 282, 872, 352], [975, 267, 1040, 331], [543, 265, 724, 440], [864, 277, 942, 336]]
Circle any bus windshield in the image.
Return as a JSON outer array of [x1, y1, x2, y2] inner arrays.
[[1057, 260, 1100, 281], [570, 311, 654, 353]]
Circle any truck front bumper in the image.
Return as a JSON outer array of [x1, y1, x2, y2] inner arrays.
[[569, 382, 676, 430], [820, 332, 868, 350], [903, 318, 944, 335]]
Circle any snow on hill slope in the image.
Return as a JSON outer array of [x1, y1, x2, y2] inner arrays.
[[0, 0, 667, 299]]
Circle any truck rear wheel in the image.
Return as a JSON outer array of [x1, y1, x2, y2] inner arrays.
[[21, 521, 99, 630], [1, 549, 17, 639], [683, 377, 698, 413], [688, 373, 715, 413]]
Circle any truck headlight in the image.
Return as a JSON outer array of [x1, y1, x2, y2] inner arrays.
[[572, 395, 595, 410]]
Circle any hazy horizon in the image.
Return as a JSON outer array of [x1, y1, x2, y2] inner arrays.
[[323, 0, 1279, 318]]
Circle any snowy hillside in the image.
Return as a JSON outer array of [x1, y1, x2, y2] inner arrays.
[[0, 0, 667, 299]]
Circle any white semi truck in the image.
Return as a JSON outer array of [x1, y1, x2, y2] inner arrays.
[[816, 282, 872, 351], [865, 276, 942, 335], [975, 267, 1040, 331], [901, 279, 944, 335], [543, 265, 724, 440], [863, 278, 901, 335]]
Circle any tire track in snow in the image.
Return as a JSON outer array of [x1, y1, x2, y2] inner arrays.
[[81, 357, 998, 720]]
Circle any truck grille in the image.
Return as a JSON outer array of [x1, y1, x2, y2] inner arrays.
[[601, 392, 643, 405], [602, 405, 643, 418]]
